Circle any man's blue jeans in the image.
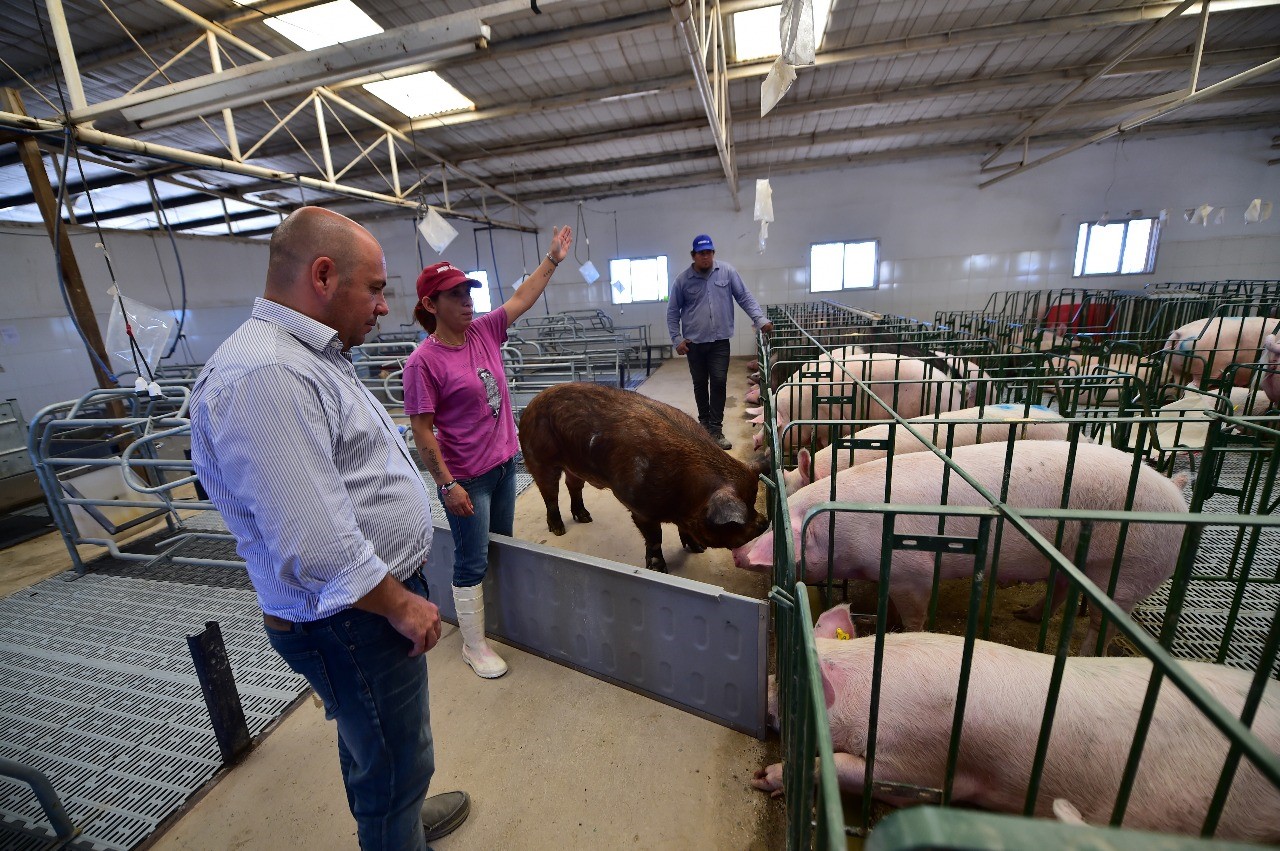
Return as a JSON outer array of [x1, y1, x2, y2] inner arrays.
[[265, 570, 434, 851], [687, 339, 732, 433], [445, 456, 517, 588]]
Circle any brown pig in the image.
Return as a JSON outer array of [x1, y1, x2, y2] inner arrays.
[[518, 382, 770, 572]]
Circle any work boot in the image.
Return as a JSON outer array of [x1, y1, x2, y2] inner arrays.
[[452, 584, 508, 678], [712, 432, 732, 450], [422, 790, 471, 842]]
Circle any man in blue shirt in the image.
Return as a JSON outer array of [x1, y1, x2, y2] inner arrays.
[[189, 207, 469, 849], [667, 234, 773, 450]]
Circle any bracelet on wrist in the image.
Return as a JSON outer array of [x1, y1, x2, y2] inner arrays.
[[545, 252, 561, 267], [439, 480, 457, 496]]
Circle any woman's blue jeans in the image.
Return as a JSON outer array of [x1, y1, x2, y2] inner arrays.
[[265, 570, 434, 851], [445, 456, 517, 588]]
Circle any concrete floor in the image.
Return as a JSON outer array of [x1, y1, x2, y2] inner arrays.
[[0, 356, 786, 850]]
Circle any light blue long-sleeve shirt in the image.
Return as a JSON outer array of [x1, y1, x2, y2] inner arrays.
[[666, 259, 769, 345], [189, 298, 433, 622]]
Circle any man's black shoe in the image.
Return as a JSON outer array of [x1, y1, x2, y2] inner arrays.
[[422, 790, 471, 843]]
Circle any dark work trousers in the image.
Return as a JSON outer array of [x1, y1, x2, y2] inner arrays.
[[687, 339, 731, 434]]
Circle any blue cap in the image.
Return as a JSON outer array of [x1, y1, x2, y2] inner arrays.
[[692, 234, 715, 252]]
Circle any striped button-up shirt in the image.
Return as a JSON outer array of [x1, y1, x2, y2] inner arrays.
[[666, 259, 769, 346], [189, 298, 433, 621]]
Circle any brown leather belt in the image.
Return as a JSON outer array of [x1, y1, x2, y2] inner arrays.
[[262, 612, 294, 631]]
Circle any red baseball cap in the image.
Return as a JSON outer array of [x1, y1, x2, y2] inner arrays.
[[416, 262, 481, 301]]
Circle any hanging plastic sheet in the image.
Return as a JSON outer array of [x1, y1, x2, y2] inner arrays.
[[105, 288, 171, 384], [761, 58, 798, 117], [579, 260, 600, 284], [1245, 198, 1273, 224], [418, 208, 458, 253], [780, 0, 816, 65], [754, 179, 774, 253]]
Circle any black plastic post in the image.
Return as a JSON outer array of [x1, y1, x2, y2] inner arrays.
[[187, 621, 251, 764]]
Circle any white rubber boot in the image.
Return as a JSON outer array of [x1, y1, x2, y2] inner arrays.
[[452, 584, 508, 679]]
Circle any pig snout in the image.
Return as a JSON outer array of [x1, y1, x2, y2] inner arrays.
[[745, 387, 761, 404], [732, 534, 773, 571], [753, 429, 765, 450]]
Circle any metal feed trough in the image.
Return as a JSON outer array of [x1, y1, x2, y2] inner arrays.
[[754, 299, 1280, 848], [27, 387, 240, 575]]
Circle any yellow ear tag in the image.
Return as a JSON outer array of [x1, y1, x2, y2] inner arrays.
[[835, 627, 851, 640]]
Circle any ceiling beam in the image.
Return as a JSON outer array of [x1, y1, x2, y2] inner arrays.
[[669, 0, 738, 210], [434, 111, 1280, 210], [432, 44, 1276, 168], [394, 2, 1276, 139], [73, 18, 491, 127], [980, 53, 1280, 186], [470, 92, 1280, 190], [2, 0, 331, 90], [725, 0, 1264, 81]]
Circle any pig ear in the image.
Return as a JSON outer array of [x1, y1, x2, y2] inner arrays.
[[820, 660, 837, 709], [707, 487, 748, 526], [813, 603, 855, 639], [797, 448, 811, 483]]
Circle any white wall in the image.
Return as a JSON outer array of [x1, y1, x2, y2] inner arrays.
[[376, 128, 1279, 356], [0, 224, 266, 418], [2, 127, 1276, 420]]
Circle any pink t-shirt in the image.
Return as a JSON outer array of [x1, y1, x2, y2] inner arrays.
[[402, 309, 518, 480]]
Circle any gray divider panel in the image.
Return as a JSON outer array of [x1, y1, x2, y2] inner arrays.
[[424, 525, 768, 738]]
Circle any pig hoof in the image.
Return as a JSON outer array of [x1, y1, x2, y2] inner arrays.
[[548, 521, 567, 536], [683, 541, 706, 553], [646, 556, 668, 573], [572, 509, 593, 524]]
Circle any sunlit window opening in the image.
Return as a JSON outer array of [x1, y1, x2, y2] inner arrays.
[[609, 257, 669, 305], [1073, 217, 1160, 277], [465, 270, 494, 314], [364, 72, 476, 119], [262, 0, 382, 50], [731, 0, 834, 62], [810, 240, 878, 292]]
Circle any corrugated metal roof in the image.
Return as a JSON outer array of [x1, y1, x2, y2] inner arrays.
[[0, 0, 1275, 232]]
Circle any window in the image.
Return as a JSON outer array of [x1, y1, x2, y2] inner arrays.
[[1073, 217, 1160, 277], [730, 0, 835, 63], [465, 270, 494, 314], [609, 256, 669, 305], [810, 240, 878, 292]]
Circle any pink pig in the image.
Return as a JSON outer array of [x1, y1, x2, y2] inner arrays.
[[753, 350, 970, 451], [734, 441, 1188, 653], [781, 404, 1068, 493], [1261, 334, 1280, 407], [752, 604, 1280, 843], [1163, 316, 1279, 388]]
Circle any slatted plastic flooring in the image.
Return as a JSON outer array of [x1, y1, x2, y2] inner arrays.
[[0, 571, 307, 850], [0, 462, 532, 849], [1130, 454, 1280, 676]]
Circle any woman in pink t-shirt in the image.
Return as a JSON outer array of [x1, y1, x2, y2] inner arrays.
[[404, 226, 572, 679]]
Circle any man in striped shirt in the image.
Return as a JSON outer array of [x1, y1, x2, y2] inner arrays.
[[189, 207, 469, 849]]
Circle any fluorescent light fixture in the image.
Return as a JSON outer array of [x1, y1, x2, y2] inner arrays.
[[732, 0, 834, 63], [364, 72, 475, 118], [1178, 0, 1280, 12], [264, 0, 383, 51]]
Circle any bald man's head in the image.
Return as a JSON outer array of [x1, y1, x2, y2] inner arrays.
[[266, 206, 376, 294], [261, 206, 389, 349]]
